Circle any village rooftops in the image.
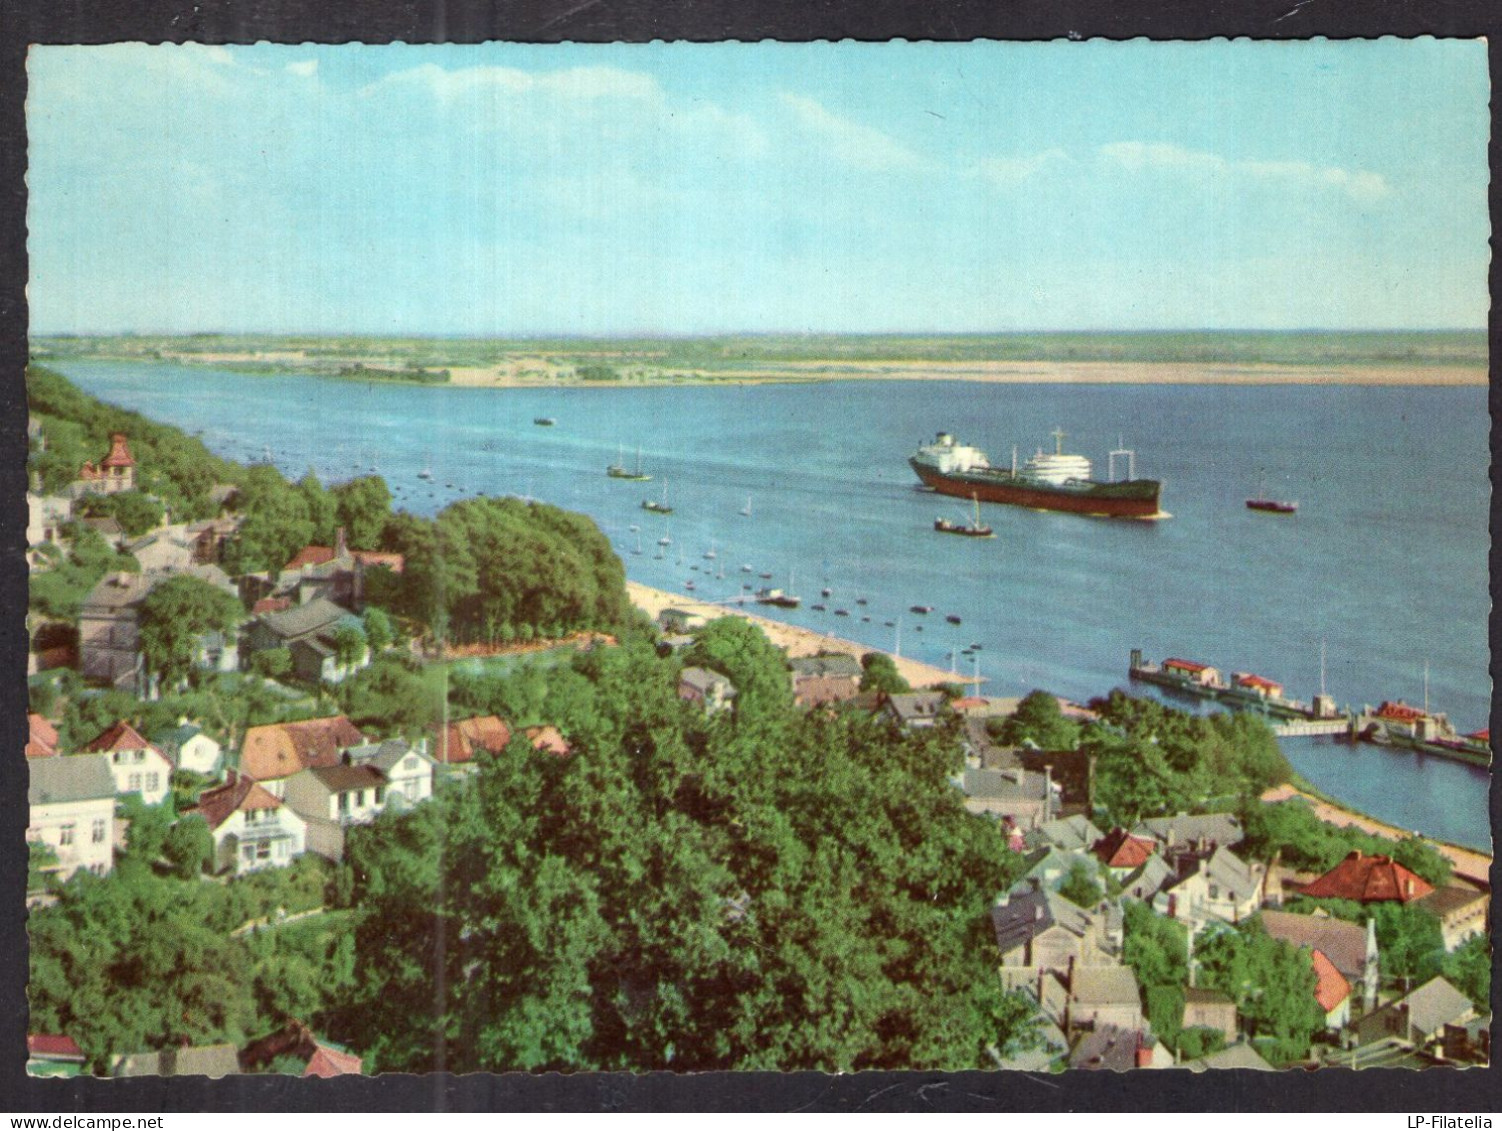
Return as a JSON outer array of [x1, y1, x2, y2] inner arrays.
[[1300, 851, 1435, 904], [1068, 964, 1141, 1011], [1093, 828, 1158, 871], [252, 596, 351, 643], [28, 755, 115, 806], [1068, 1025, 1155, 1072], [789, 654, 864, 680], [1190, 1043, 1275, 1071], [432, 716, 513, 764], [1259, 910, 1371, 982], [1131, 812, 1244, 851], [81, 720, 155, 754], [1311, 949, 1352, 1013], [188, 772, 285, 831], [1033, 814, 1106, 853], [989, 888, 1096, 957], [81, 571, 153, 614], [239, 715, 367, 782], [27, 714, 59, 759]]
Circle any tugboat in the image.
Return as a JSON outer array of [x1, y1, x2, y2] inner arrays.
[[934, 493, 995, 538], [1246, 471, 1298, 514]]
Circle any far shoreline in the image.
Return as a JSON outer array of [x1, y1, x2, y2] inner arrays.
[[37, 351, 1489, 389]]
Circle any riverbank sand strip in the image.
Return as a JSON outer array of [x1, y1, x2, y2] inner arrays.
[[626, 581, 964, 691], [1261, 784, 1491, 888]]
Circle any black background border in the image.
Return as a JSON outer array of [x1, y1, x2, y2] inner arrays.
[[0, 0, 1497, 1113]]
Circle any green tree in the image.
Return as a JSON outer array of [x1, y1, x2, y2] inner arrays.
[[1123, 900, 1188, 990], [1441, 934, 1490, 1012], [331, 622, 368, 671], [75, 490, 165, 538], [28, 841, 59, 893], [331, 476, 392, 549], [1057, 859, 1104, 908], [251, 646, 293, 680], [163, 816, 214, 879], [296, 470, 338, 546], [363, 607, 395, 653], [136, 575, 243, 688], [859, 651, 910, 695], [1198, 919, 1322, 1063], [1000, 690, 1080, 750]]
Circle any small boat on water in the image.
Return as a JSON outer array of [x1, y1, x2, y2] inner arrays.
[[740, 495, 752, 517], [756, 569, 801, 608], [642, 481, 674, 514], [811, 603, 827, 612], [834, 609, 850, 617], [934, 493, 994, 538], [759, 572, 773, 580], [855, 597, 868, 606], [1246, 470, 1297, 514], [607, 444, 652, 481], [704, 541, 717, 560], [910, 605, 933, 615], [534, 417, 555, 427], [946, 615, 963, 626], [418, 451, 433, 480], [742, 564, 754, 573], [821, 588, 832, 598]]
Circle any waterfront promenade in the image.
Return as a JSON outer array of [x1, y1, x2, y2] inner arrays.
[[626, 581, 962, 690], [1261, 783, 1492, 888]]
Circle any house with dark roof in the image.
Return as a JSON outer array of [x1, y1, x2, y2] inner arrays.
[[1260, 909, 1380, 1013], [1152, 845, 1265, 928], [239, 1021, 362, 1077], [1188, 1042, 1275, 1072], [1119, 855, 1174, 904], [78, 571, 153, 690], [1065, 962, 1145, 1035], [990, 887, 1110, 972], [343, 740, 435, 809], [82, 720, 172, 806], [1131, 812, 1245, 852], [1301, 851, 1435, 905], [28, 755, 116, 881], [790, 654, 864, 708], [1355, 977, 1475, 1049], [960, 766, 1058, 830], [1031, 813, 1105, 854], [184, 770, 307, 875], [283, 763, 389, 861], [1068, 1025, 1170, 1071], [280, 527, 404, 610], [238, 715, 368, 797], [241, 596, 368, 684], [124, 525, 197, 574], [882, 691, 949, 729]]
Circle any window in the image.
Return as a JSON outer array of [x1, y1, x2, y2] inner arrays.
[[338, 793, 350, 814], [243, 845, 256, 861], [1209, 884, 1220, 901], [91, 819, 106, 844], [256, 841, 271, 860], [146, 773, 160, 792], [375, 786, 386, 806], [406, 779, 419, 801], [356, 790, 366, 808], [275, 841, 288, 859], [59, 824, 74, 847], [127, 773, 142, 791], [133, 749, 145, 763]]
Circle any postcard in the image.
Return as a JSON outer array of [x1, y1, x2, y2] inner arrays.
[[18, 34, 1492, 1097]]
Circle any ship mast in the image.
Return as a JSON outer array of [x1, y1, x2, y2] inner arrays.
[[1423, 659, 1430, 715], [1051, 427, 1066, 456], [1319, 637, 1327, 698]]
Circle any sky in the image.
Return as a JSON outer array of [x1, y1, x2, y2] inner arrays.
[[25, 40, 1491, 336]]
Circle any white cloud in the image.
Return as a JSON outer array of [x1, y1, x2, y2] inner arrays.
[[980, 148, 1071, 186], [367, 63, 661, 104], [1099, 141, 1391, 203], [286, 59, 318, 78], [778, 93, 929, 173]]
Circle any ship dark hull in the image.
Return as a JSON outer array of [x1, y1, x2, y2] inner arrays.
[[910, 460, 1164, 519]]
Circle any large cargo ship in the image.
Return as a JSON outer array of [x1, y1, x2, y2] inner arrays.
[[909, 430, 1166, 519]]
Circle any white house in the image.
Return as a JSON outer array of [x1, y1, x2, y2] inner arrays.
[[81, 721, 173, 806], [150, 720, 224, 777], [28, 755, 116, 880], [344, 740, 435, 810], [1152, 845, 1265, 928], [283, 763, 388, 827], [184, 771, 307, 875]]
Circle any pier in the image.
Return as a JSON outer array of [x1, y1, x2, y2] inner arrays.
[[1270, 719, 1351, 738]]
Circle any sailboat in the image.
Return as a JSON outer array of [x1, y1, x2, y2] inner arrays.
[[739, 495, 752, 517], [607, 444, 652, 481], [934, 492, 994, 537], [418, 451, 433, 481], [1246, 469, 1298, 514], [642, 480, 673, 514], [704, 539, 717, 560]]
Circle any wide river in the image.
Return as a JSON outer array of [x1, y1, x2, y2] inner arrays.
[[53, 362, 1493, 851]]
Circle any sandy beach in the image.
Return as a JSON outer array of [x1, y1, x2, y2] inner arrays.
[[626, 580, 965, 690], [1261, 783, 1492, 887]]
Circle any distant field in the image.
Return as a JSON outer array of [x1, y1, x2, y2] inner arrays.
[[31, 329, 1487, 386]]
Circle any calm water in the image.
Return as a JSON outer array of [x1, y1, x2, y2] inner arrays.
[[52, 361, 1493, 850]]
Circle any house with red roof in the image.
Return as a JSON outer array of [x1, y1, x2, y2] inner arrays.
[[1163, 658, 1220, 686], [280, 527, 404, 610], [1092, 828, 1158, 875], [82, 720, 172, 805], [1300, 851, 1435, 905], [431, 715, 513, 768], [524, 724, 572, 758], [1311, 948, 1353, 1030], [27, 713, 59, 759], [1261, 909, 1380, 1013], [27, 1034, 87, 1077], [71, 433, 135, 497], [238, 715, 368, 797], [239, 1021, 362, 1077], [1232, 672, 1283, 699], [184, 770, 307, 875]]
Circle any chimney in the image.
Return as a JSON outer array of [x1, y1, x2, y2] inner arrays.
[[1168, 826, 1177, 850], [1034, 901, 1044, 921], [1135, 1035, 1153, 1069], [335, 526, 348, 557]]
